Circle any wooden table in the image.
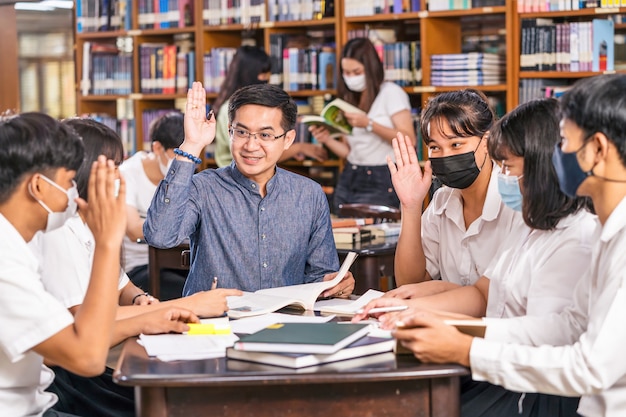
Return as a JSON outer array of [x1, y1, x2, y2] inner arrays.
[[336, 236, 398, 295], [114, 337, 468, 417]]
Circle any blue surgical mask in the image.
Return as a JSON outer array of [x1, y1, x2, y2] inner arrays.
[[551, 143, 592, 198], [497, 172, 523, 212]]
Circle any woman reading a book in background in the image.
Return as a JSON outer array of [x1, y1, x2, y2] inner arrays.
[[355, 98, 598, 417], [308, 37, 415, 212], [390, 89, 524, 288], [214, 45, 328, 167]]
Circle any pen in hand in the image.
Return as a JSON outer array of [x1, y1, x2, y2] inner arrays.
[[355, 305, 408, 315], [211, 276, 218, 290]]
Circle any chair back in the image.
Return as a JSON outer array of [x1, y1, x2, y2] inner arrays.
[[337, 203, 401, 223]]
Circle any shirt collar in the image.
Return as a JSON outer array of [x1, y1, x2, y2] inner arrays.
[[601, 196, 626, 242], [0, 213, 40, 269], [227, 161, 280, 196]]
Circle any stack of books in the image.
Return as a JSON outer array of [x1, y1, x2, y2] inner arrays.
[[430, 53, 505, 86], [227, 322, 395, 368]]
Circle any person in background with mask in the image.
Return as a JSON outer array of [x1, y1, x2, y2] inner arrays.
[[354, 98, 597, 416], [389, 89, 524, 288], [214, 45, 327, 167], [119, 111, 187, 300], [309, 37, 415, 212]]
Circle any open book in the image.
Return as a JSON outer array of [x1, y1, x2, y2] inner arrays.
[[226, 252, 358, 319], [300, 98, 366, 137]]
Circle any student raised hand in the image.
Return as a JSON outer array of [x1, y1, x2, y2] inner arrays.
[[387, 132, 432, 211], [179, 81, 216, 159], [77, 156, 127, 249]]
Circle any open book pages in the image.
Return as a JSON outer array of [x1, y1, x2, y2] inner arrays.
[[314, 289, 385, 316], [300, 98, 366, 137], [226, 251, 358, 319], [138, 332, 239, 361]]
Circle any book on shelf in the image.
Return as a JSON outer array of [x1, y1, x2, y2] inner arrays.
[[227, 335, 394, 368], [233, 322, 371, 354], [300, 99, 366, 138], [333, 227, 373, 244], [331, 217, 374, 228], [226, 251, 358, 319]]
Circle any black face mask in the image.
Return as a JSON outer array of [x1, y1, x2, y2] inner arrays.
[[430, 151, 484, 189]]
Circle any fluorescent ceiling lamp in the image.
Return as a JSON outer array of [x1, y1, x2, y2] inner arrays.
[[15, 0, 73, 10]]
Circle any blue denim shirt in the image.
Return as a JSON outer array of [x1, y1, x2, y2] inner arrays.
[[144, 160, 339, 295]]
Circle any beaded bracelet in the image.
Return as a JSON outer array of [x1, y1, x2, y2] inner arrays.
[[132, 292, 150, 304], [174, 148, 202, 164]]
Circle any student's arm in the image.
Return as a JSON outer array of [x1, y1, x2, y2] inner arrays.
[[32, 158, 127, 377], [125, 204, 144, 242], [388, 133, 433, 285], [384, 280, 461, 299], [308, 125, 350, 159], [343, 109, 416, 146], [109, 307, 200, 346], [115, 288, 243, 320]]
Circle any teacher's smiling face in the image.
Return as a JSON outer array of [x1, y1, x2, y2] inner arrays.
[[229, 104, 296, 192]]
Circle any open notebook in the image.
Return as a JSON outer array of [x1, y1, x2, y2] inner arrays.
[[226, 252, 358, 319]]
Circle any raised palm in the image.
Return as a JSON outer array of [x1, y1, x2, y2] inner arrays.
[[184, 81, 216, 148], [387, 132, 432, 209]]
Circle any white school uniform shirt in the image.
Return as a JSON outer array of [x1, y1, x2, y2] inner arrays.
[[0, 214, 74, 417], [470, 196, 626, 417], [422, 166, 525, 286], [119, 151, 159, 272], [345, 82, 411, 166], [485, 209, 599, 319], [29, 214, 129, 309]]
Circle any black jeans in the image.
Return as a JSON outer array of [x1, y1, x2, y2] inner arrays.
[[333, 163, 399, 214]]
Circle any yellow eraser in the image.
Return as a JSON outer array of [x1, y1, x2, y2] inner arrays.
[[186, 323, 232, 335], [186, 323, 216, 335]]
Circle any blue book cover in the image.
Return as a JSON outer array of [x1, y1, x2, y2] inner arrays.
[[317, 50, 336, 90]]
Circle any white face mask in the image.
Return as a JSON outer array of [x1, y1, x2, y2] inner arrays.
[[343, 74, 367, 92], [30, 175, 79, 233], [159, 152, 174, 177]]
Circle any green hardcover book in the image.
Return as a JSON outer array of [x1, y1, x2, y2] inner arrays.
[[233, 322, 371, 354]]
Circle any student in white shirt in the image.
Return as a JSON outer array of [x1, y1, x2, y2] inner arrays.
[[32, 118, 241, 417], [373, 74, 626, 417], [390, 89, 524, 287], [355, 98, 598, 416], [0, 112, 195, 417]]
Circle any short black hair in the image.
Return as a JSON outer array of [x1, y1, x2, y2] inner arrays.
[[488, 98, 590, 230], [62, 118, 124, 201], [0, 112, 84, 204], [228, 84, 297, 132], [149, 111, 184, 150], [560, 74, 626, 167], [421, 89, 495, 144]]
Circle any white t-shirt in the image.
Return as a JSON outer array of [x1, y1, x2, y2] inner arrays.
[[485, 209, 599, 319], [119, 151, 159, 272], [0, 214, 74, 417], [471, 197, 626, 417], [346, 82, 411, 166], [29, 214, 129, 309], [422, 166, 525, 285]]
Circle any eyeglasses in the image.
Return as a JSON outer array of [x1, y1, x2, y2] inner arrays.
[[229, 127, 288, 143]]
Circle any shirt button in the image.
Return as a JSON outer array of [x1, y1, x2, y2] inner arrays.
[[262, 262, 268, 268], [251, 184, 256, 188], [164, 198, 170, 203], [261, 207, 265, 211], [261, 234, 266, 239]]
